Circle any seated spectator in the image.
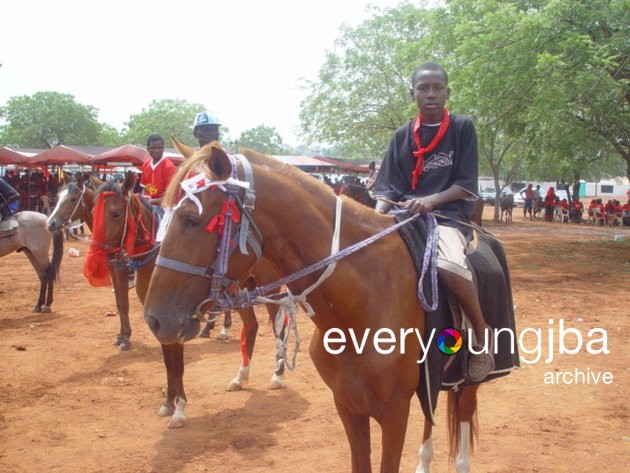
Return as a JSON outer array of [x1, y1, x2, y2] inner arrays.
[[570, 198, 584, 223]]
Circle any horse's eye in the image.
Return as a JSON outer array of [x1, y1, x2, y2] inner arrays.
[[183, 214, 201, 229], [111, 210, 123, 219]]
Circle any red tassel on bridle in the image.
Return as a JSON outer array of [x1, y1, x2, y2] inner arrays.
[[411, 108, 450, 190], [206, 200, 241, 236]]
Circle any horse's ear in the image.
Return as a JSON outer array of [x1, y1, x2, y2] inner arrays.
[[90, 175, 103, 189], [122, 171, 135, 195], [206, 142, 232, 180], [63, 172, 72, 185], [76, 172, 84, 187], [172, 135, 195, 160]]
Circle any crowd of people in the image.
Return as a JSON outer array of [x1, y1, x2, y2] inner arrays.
[[1, 169, 59, 216]]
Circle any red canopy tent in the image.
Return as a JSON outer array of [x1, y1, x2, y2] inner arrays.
[[90, 144, 150, 166], [0, 147, 36, 165], [29, 145, 108, 165]]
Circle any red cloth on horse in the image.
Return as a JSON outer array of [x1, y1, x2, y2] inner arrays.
[[83, 192, 137, 287]]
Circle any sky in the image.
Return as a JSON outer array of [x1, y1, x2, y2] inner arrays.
[[0, 0, 431, 147]]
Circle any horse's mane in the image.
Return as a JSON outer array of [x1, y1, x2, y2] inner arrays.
[[95, 180, 123, 199], [163, 143, 376, 221]]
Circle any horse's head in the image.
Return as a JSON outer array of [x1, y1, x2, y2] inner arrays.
[[144, 142, 262, 344], [91, 171, 151, 253], [47, 173, 94, 232]]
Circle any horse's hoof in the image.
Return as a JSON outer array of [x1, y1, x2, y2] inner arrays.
[[226, 379, 244, 392], [113, 335, 123, 346], [217, 330, 229, 341], [33, 306, 42, 313], [268, 374, 283, 390], [198, 330, 210, 339], [167, 416, 186, 429], [157, 405, 175, 417], [41, 306, 51, 313], [118, 341, 132, 351]]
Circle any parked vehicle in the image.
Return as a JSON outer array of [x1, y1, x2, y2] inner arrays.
[[480, 187, 514, 206]]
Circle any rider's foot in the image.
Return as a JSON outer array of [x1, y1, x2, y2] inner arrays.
[[465, 326, 495, 383]]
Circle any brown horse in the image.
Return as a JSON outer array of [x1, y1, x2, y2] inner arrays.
[[47, 174, 236, 343], [52, 172, 288, 427], [144, 142, 482, 472], [341, 181, 377, 208], [1, 211, 63, 312]]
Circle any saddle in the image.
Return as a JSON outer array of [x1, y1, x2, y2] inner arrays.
[[0, 217, 19, 237], [396, 214, 520, 423]]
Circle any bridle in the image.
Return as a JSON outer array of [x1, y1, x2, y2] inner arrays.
[[92, 189, 161, 270], [155, 154, 262, 320], [58, 182, 89, 232]]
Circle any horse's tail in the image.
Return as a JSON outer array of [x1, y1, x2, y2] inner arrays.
[[447, 386, 479, 462], [46, 230, 64, 284]]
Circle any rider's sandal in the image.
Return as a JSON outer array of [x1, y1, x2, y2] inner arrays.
[[465, 325, 495, 383]]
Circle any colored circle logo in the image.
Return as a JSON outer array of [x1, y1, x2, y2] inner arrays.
[[436, 328, 463, 355]]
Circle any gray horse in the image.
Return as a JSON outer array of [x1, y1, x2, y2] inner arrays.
[[0, 211, 63, 312]]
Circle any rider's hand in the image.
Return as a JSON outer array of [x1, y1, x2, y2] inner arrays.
[[404, 196, 436, 215]]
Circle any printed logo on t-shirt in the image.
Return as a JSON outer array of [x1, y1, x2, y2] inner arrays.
[[423, 151, 454, 172]]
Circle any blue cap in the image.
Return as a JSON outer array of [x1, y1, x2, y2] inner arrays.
[[193, 111, 221, 128]]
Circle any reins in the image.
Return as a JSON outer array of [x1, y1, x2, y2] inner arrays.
[[156, 153, 443, 371]]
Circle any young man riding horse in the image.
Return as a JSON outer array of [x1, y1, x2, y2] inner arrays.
[[372, 62, 494, 383]]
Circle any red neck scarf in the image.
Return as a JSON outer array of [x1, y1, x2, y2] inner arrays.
[[411, 108, 450, 190]]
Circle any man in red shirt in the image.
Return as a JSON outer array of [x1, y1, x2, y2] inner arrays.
[[140, 134, 177, 204], [570, 198, 584, 223], [520, 183, 535, 220]]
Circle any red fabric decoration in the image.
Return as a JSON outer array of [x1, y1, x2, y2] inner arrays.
[[411, 108, 450, 190], [83, 192, 115, 287], [205, 200, 241, 236], [83, 192, 145, 287]]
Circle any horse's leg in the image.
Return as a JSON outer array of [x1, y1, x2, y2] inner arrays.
[[226, 307, 259, 391], [41, 230, 63, 313], [198, 314, 218, 338], [157, 343, 187, 428], [415, 416, 434, 473], [22, 250, 47, 313], [448, 384, 479, 473], [218, 311, 232, 340], [379, 394, 411, 473], [33, 273, 46, 313], [334, 398, 372, 473], [110, 267, 132, 350]]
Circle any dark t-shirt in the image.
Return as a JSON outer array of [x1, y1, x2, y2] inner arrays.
[[372, 113, 479, 234]]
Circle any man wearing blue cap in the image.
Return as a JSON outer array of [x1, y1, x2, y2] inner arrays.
[[193, 111, 221, 147]]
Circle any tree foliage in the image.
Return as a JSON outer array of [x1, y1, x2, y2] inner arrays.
[[0, 91, 105, 148], [300, 4, 434, 160], [229, 125, 287, 155], [300, 0, 629, 192], [123, 99, 207, 148]]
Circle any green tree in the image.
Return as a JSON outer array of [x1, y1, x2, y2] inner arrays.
[[300, 3, 433, 160], [0, 91, 104, 148], [525, 0, 630, 183], [231, 125, 287, 155], [123, 99, 207, 148]]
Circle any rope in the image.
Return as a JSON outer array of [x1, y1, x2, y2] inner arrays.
[[417, 212, 439, 311], [254, 289, 309, 372]]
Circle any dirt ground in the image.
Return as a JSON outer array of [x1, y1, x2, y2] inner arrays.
[[1, 206, 628, 473]]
